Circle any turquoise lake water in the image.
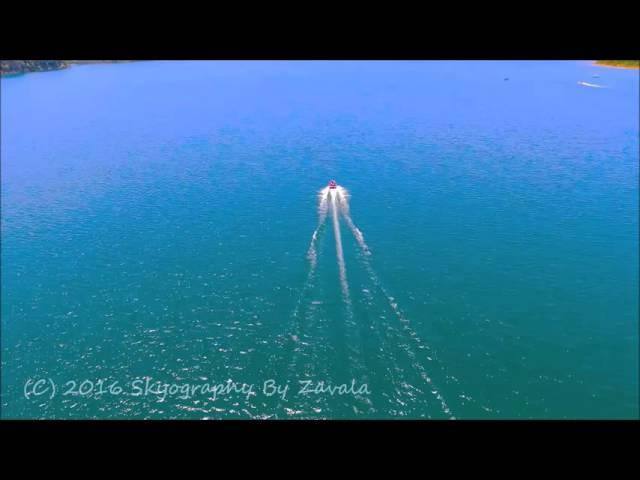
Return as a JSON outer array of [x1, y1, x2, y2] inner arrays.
[[1, 61, 638, 419]]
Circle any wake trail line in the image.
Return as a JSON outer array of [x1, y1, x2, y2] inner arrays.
[[272, 189, 330, 414], [306, 189, 330, 270], [289, 187, 330, 325], [338, 197, 456, 419], [331, 190, 351, 307]]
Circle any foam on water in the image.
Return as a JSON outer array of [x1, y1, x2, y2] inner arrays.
[[338, 186, 456, 419], [307, 187, 330, 269], [331, 189, 351, 307]]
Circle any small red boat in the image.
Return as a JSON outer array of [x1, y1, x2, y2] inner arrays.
[[328, 180, 337, 189]]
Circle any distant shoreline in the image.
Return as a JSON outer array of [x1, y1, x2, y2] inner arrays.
[[594, 60, 640, 70], [1, 60, 136, 77], [3, 60, 639, 77]]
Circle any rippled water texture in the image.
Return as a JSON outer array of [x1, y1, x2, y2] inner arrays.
[[1, 61, 638, 419]]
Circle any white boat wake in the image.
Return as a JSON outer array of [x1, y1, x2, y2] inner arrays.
[[306, 187, 330, 269], [331, 187, 371, 411], [331, 188, 351, 307], [336, 184, 456, 419], [336, 186, 371, 257], [578, 81, 605, 88], [285, 180, 460, 418], [286, 184, 371, 415]]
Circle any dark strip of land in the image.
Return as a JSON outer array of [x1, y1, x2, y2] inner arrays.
[[595, 60, 640, 69], [0, 60, 133, 76], [3, 60, 639, 77]]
